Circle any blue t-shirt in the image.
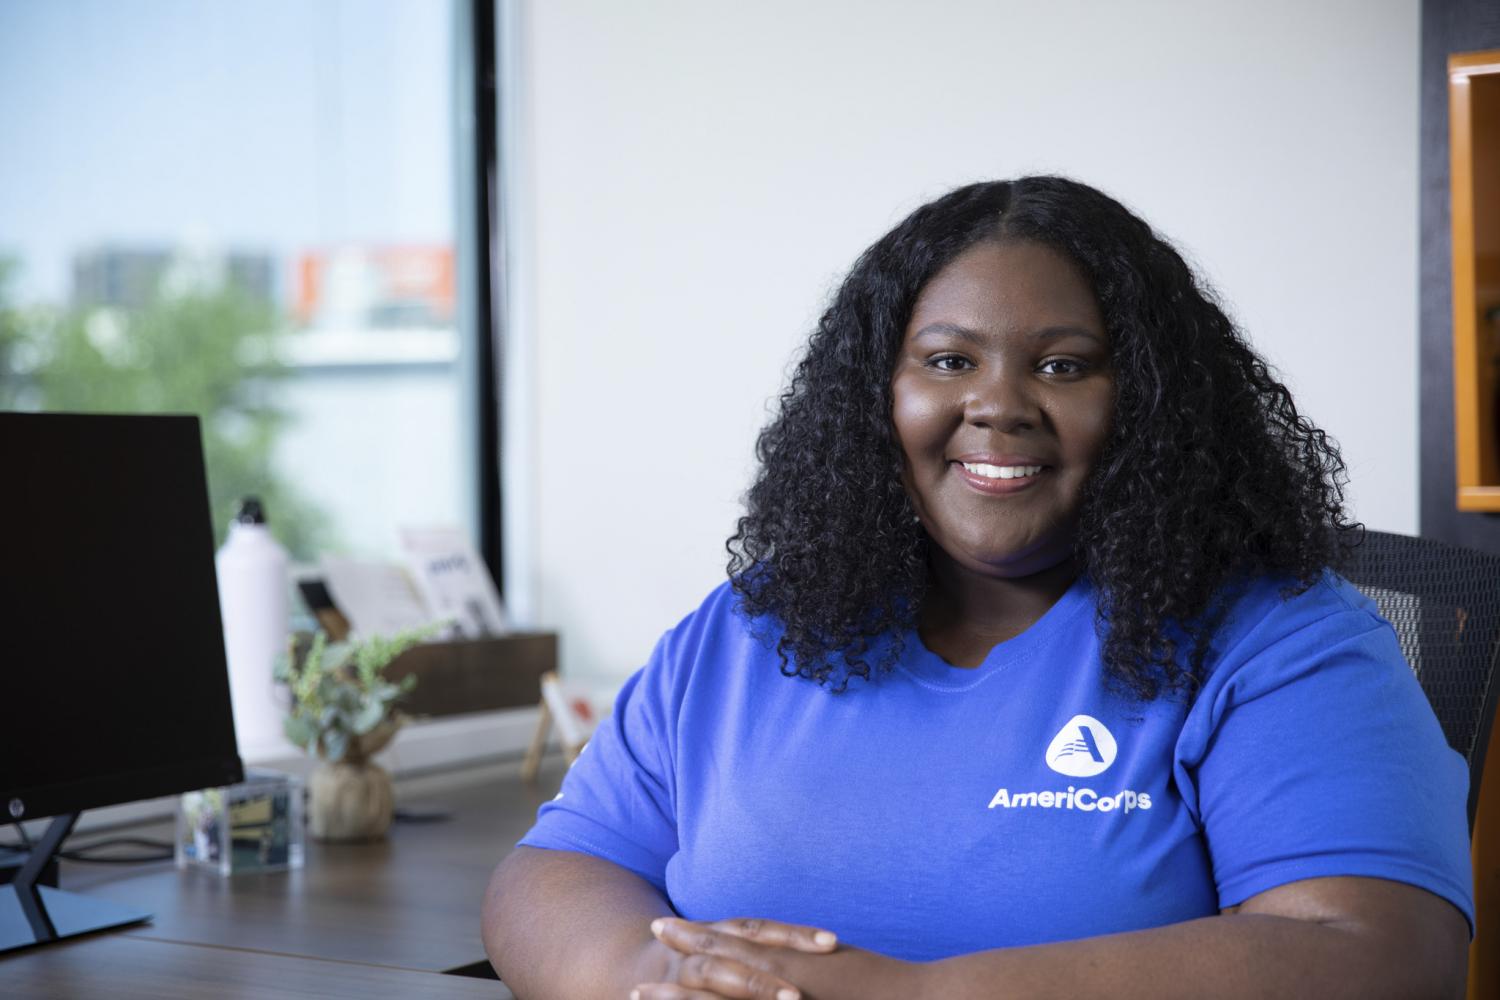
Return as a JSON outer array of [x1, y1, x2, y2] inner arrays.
[[518, 572, 1474, 961]]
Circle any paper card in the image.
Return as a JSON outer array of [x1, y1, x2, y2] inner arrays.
[[399, 525, 508, 639], [320, 556, 436, 638], [541, 673, 606, 748]]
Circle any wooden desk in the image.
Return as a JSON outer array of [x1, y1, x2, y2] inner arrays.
[[1, 757, 566, 998]]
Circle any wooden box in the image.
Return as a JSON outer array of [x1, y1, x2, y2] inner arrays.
[[383, 631, 557, 719]]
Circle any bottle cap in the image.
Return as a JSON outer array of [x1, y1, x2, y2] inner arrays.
[[234, 497, 267, 525]]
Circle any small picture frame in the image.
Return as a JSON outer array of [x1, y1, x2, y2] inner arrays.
[[521, 672, 606, 782], [176, 769, 305, 876]]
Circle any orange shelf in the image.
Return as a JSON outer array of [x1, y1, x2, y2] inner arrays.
[[1450, 51, 1500, 512]]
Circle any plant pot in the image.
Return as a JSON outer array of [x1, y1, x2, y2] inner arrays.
[[307, 759, 394, 842]]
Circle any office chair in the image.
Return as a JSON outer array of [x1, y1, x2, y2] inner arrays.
[[1339, 529, 1500, 831]]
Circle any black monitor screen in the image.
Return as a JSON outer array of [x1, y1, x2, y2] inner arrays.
[[0, 412, 243, 821]]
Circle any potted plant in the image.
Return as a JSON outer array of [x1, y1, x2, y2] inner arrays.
[[275, 626, 432, 841]]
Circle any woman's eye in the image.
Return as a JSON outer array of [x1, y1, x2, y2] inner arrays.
[[927, 355, 973, 372], [1038, 358, 1087, 376]]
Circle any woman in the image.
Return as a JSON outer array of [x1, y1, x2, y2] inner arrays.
[[483, 177, 1473, 999]]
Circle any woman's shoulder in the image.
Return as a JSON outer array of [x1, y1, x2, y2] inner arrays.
[[1200, 567, 1400, 691], [1179, 567, 1437, 768], [1218, 568, 1380, 635], [665, 577, 766, 641], [643, 578, 780, 678]]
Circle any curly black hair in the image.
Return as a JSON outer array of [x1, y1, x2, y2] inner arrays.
[[726, 176, 1361, 699]]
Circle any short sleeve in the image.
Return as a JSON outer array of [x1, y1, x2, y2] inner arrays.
[[516, 629, 682, 892], [1174, 594, 1475, 933]]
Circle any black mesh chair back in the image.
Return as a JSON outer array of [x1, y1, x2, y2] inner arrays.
[[1339, 530, 1500, 831]]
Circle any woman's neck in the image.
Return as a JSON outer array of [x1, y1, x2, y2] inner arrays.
[[918, 555, 1080, 668]]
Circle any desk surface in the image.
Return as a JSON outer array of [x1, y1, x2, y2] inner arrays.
[[2, 756, 567, 998]]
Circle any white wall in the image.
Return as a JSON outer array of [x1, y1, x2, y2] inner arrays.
[[505, 0, 1421, 684]]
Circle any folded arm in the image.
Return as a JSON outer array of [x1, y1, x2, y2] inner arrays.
[[483, 847, 829, 1000], [646, 875, 1468, 1000], [483, 846, 673, 1000]]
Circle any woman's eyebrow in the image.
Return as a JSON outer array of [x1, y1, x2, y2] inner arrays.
[[910, 321, 984, 344], [909, 322, 1104, 346], [1030, 325, 1106, 346]]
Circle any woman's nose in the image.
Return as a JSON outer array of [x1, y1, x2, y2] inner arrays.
[[963, 368, 1040, 432]]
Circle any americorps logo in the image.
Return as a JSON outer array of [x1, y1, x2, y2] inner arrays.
[[986, 713, 1152, 816], [1045, 714, 1117, 777]]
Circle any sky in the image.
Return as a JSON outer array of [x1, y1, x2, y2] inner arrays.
[[0, 0, 455, 305]]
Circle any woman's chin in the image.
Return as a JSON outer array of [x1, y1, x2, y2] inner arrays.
[[930, 540, 1078, 584]]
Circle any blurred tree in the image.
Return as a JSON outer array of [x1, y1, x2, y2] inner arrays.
[[0, 258, 333, 559], [0, 260, 30, 401]]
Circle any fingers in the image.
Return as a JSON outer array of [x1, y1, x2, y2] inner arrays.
[[641, 920, 806, 1000], [706, 917, 837, 953], [632, 952, 800, 999], [640, 916, 837, 999]]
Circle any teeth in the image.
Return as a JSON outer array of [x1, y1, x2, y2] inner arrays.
[[962, 463, 1043, 480]]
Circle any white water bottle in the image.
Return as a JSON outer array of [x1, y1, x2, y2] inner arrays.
[[216, 497, 291, 758]]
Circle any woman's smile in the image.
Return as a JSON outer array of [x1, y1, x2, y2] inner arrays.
[[952, 458, 1050, 494]]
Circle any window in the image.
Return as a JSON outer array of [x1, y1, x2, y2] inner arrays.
[[0, 0, 488, 565]]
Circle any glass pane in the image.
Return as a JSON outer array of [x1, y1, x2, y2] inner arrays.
[[0, 0, 463, 562]]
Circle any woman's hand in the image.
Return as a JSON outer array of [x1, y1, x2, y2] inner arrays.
[[630, 916, 838, 1000]]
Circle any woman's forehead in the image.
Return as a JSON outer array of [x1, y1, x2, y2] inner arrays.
[[906, 241, 1104, 341]]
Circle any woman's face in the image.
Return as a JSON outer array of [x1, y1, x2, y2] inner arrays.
[[891, 239, 1114, 581]]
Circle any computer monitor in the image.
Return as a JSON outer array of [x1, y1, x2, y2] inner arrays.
[[0, 412, 244, 954]]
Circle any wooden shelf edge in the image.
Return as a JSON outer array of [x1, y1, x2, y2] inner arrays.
[[1456, 487, 1500, 511], [1450, 51, 1500, 79], [1451, 62, 1482, 488]]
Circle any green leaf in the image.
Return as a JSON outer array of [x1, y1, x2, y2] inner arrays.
[[317, 674, 342, 704], [323, 639, 351, 671], [322, 729, 348, 763], [351, 699, 385, 735], [283, 715, 316, 750], [301, 632, 328, 679], [335, 686, 361, 713]]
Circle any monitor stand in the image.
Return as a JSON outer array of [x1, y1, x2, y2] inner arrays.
[[0, 813, 152, 955]]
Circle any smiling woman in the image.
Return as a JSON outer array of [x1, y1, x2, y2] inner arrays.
[[482, 177, 1474, 1000]]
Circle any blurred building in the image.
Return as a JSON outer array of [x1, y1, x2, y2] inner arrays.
[[294, 246, 453, 330], [71, 245, 277, 310]]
